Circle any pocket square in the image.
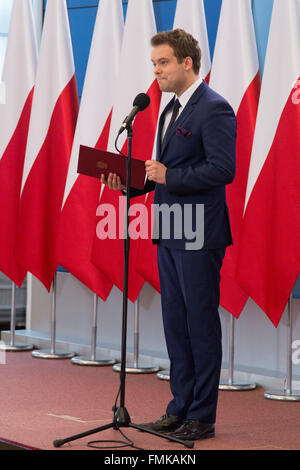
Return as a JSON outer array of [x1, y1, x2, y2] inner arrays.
[[176, 126, 192, 137]]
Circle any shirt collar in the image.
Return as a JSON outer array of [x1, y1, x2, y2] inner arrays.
[[176, 76, 203, 109]]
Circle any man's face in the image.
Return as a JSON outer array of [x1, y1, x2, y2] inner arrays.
[[151, 44, 189, 97]]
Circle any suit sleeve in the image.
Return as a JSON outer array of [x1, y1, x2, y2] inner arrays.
[[122, 178, 155, 198], [165, 103, 237, 195]]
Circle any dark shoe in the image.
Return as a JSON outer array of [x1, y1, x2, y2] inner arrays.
[[139, 413, 184, 432], [169, 420, 215, 441]]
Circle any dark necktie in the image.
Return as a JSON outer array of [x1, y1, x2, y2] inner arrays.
[[164, 98, 181, 138]]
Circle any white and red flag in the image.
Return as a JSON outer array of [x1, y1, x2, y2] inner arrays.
[[56, 0, 124, 300], [0, 0, 38, 286], [209, 0, 260, 318], [16, 0, 79, 291], [236, 0, 300, 327], [135, 0, 212, 293], [173, 0, 211, 83], [91, 0, 161, 303]]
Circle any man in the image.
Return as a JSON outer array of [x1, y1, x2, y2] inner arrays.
[[102, 29, 236, 441]]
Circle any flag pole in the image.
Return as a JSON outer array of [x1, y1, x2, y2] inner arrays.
[[0, 281, 34, 352], [219, 315, 256, 391], [156, 315, 258, 389], [113, 295, 160, 373], [71, 293, 116, 366], [32, 273, 76, 359], [264, 294, 300, 401]]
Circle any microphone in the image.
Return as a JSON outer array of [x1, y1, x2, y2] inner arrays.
[[118, 93, 150, 135]]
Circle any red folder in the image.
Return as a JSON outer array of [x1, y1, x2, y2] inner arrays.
[[77, 145, 146, 190]]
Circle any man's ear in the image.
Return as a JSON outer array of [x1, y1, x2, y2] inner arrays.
[[184, 56, 193, 71]]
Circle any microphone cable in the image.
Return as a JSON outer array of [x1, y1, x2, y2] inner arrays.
[[86, 384, 146, 451]]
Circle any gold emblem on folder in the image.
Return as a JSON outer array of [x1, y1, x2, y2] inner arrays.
[[96, 161, 108, 169]]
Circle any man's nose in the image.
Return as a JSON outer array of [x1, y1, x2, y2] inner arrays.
[[154, 64, 161, 75]]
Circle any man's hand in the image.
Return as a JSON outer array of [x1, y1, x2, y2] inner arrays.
[[145, 160, 167, 184], [101, 173, 126, 191]]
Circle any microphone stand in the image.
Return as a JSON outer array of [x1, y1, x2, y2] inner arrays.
[[53, 124, 193, 450]]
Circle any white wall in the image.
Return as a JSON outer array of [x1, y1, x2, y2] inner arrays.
[[24, 271, 300, 383]]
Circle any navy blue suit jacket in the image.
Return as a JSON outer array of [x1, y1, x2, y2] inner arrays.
[[131, 80, 237, 250]]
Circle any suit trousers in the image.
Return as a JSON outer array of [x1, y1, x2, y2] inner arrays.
[[157, 245, 226, 423]]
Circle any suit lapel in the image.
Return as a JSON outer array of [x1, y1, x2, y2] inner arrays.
[[159, 81, 208, 160]]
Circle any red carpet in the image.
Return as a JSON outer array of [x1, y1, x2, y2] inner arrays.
[[0, 352, 299, 450]]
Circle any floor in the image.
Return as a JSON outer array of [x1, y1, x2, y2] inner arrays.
[[0, 352, 299, 451]]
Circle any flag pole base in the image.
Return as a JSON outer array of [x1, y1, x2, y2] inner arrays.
[[0, 342, 35, 352], [157, 369, 170, 381], [71, 355, 116, 366], [219, 381, 256, 391], [32, 349, 75, 359], [264, 390, 300, 401], [113, 362, 160, 374], [263, 297, 300, 401]]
